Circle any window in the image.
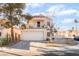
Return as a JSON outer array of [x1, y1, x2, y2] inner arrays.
[[37, 22, 40, 28]]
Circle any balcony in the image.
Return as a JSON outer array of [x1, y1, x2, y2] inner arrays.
[[26, 25, 48, 29]]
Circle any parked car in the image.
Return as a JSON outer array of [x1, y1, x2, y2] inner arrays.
[[74, 36, 79, 41]]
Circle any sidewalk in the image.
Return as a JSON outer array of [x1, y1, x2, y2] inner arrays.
[[30, 42, 79, 51], [0, 47, 30, 56]]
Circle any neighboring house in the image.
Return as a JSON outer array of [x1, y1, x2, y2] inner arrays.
[[54, 30, 79, 37], [6, 26, 21, 41], [21, 15, 53, 41], [0, 25, 21, 41], [0, 18, 21, 41], [0, 25, 5, 38]]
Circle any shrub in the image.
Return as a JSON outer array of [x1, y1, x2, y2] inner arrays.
[[0, 37, 9, 46], [46, 37, 51, 43], [0, 38, 2, 46], [2, 38, 9, 45]]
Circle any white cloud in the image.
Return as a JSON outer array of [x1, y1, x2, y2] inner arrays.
[[75, 11, 79, 16], [46, 4, 79, 16], [25, 4, 79, 17], [47, 4, 64, 12], [46, 4, 65, 16], [58, 9, 77, 16], [61, 18, 74, 24], [24, 3, 45, 14], [26, 3, 44, 8]]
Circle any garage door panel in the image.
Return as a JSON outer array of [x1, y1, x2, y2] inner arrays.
[[21, 32, 44, 41]]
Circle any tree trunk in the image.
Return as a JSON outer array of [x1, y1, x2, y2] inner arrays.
[[27, 20, 29, 28], [11, 26, 14, 42]]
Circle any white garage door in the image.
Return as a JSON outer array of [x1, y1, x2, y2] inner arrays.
[[21, 31, 44, 41]]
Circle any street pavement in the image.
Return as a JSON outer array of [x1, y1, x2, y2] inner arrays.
[[0, 41, 79, 56]]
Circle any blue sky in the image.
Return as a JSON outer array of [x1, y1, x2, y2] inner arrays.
[[24, 3, 79, 31]]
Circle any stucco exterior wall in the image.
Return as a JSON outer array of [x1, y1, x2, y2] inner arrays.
[[0, 28, 21, 38], [54, 30, 79, 37], [28, 16, 50, 28]]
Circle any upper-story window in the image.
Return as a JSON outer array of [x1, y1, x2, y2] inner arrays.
[[37, 22, 40, 28]]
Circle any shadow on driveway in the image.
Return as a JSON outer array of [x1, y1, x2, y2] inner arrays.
[[7, 40, 30, 50], [38, 49, 79, 56], [41, 51, 79, 56]]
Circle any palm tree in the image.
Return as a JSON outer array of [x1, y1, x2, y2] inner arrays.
[[74, 19, 78, 30], [73, 19, 78, 36], [0, 3, 25, 42], [71, 26, 74, 30]]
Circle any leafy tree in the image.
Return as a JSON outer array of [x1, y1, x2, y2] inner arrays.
[[21, 14, 33, 28], [0, 3, 25, 41]]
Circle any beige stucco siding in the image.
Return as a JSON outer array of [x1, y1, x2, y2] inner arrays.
[[28, 17, 50, 28], [54, 30, 79, 37], [29, 20, 46, 28], [0, 28, 21, 38]]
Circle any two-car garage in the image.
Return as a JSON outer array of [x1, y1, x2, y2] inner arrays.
[[21, 29, 47, 41]]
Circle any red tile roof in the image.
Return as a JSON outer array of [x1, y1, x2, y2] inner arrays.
[[32, 15, 51, 20]]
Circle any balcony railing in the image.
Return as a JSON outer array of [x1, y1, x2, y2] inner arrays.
[[27, 25, 48, 29]]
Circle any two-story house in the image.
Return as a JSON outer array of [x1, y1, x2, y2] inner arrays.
[[21, 15, 53, 41]]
